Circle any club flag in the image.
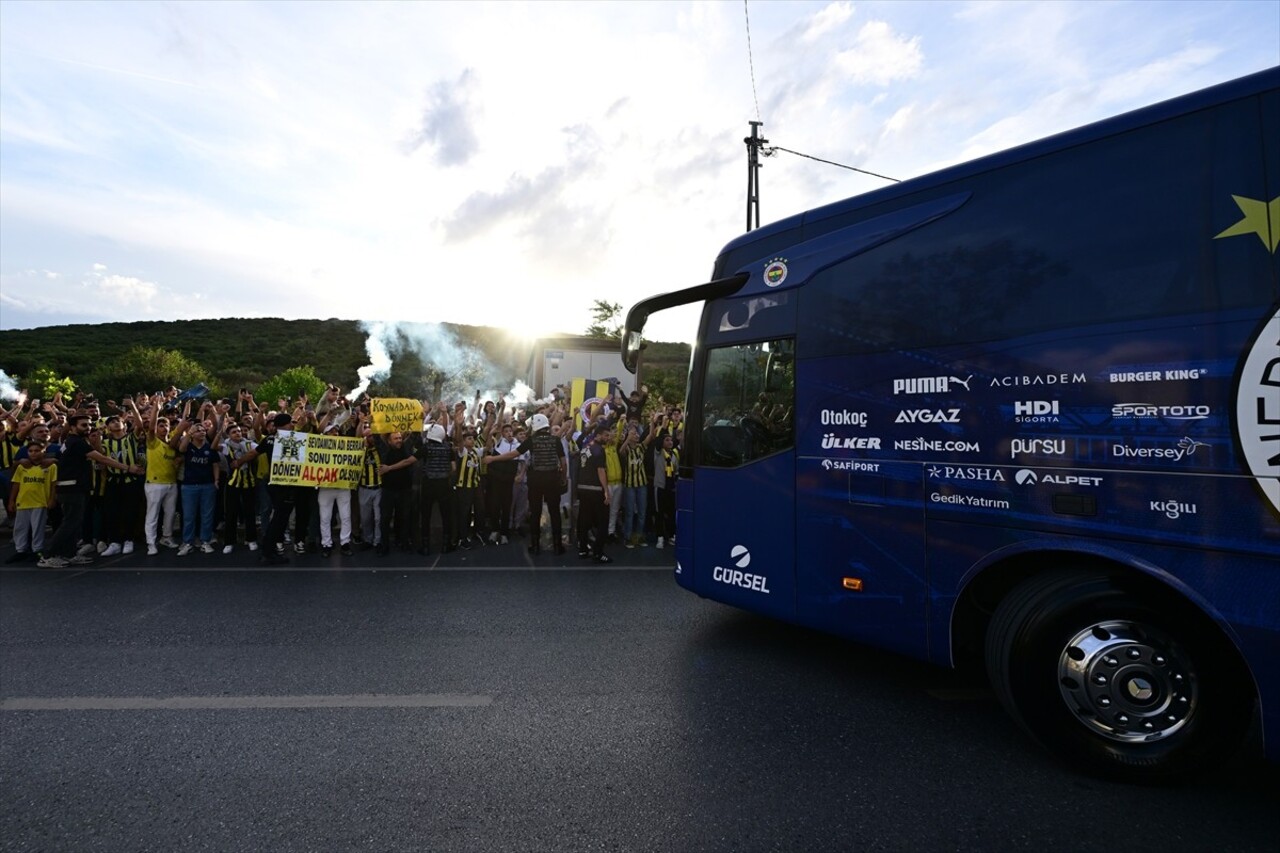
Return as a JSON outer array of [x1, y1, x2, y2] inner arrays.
[[370, 398, 424, 434], [571, 378, 619, 434]]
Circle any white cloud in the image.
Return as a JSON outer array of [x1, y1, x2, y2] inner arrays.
[[833, 21, 924, 86], [803, 1, 856, 42]]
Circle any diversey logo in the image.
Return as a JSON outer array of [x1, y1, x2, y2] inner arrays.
[[1111, 437, 1210, 463], [896, 408, 961, 424], [711, 545, 771, 594]]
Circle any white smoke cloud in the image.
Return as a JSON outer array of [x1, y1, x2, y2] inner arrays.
[[347, 321, 394, 400], [347, 321, 532, 405], [0, 369, 19, 402]]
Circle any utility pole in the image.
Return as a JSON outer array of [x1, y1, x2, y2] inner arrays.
[[745, 121, 767, 232]]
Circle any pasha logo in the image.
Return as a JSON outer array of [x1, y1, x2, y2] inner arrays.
[[1235, 306, 1280, 517], [712, 545, 771, 594], [928, 465, 1006, 482]]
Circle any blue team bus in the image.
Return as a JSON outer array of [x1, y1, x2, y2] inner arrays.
[[623, 68, 1279, 782]]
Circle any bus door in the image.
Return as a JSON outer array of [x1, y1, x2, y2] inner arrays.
[[688, 320, 797, 622]]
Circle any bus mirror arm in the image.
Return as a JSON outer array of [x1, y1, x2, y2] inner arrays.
[[622, 273, 750, 373]]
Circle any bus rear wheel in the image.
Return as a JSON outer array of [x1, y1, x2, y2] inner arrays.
[[985, 570, 1252, 783]]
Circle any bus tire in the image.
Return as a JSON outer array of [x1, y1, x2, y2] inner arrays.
[[985, 570, 1252, 784]]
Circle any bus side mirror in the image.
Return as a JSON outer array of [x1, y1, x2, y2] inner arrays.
[[623, 330, 644, 373]]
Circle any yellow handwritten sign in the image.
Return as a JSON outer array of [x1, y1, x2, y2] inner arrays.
[[269, 430, 365, 490], [370, 398, 423, 434]]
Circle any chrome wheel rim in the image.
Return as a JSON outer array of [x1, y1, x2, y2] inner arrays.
[[1057, 620, 1197, 743]]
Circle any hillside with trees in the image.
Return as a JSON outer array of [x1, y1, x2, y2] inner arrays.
[[0, 317, 691, 405]]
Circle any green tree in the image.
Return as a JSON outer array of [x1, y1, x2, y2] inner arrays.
[[26, 367, 77, 400], [256, 366, 329, 410], [640, 365, 686, 410], [84, 346, 210, 401], [585, 299, 623, 339]]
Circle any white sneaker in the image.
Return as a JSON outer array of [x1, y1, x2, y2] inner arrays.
[[276, 542, 285, 555], [294, 541, 306, 554], [247, 542, 259, 552], [159, 537, 178, 549], [95, 541, 108, 554], [488, 531, 498, 543], [656, 537, 664, 548], [122, 541, 135, 555], [101, 543, 123, 557], [222, 545, 234, 554], [78, 542, 97, 557], [37, 555, 69, 569], [147, 544, 159, 556], [68, 554, 95, 566], [200, 542, 216, 554], [177, 543, 193, 556]]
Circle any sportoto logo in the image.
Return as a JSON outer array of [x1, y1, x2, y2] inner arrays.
[[1235, 306, 1280, 517]]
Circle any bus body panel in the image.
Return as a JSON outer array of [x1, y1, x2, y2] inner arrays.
[[660, 68, 1280, 769]]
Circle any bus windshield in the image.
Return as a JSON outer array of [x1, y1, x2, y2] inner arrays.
[[698, 338, 795, 467]]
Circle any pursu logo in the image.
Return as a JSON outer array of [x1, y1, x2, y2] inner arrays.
[[1010, 438, 1068, 460], [893, 375, 972, 395]]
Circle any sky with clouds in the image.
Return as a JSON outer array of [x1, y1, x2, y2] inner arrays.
[[1, 0, 1277, 343]]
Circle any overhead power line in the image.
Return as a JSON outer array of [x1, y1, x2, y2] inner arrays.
[[744, 0, 761, 123], [765, 146, 899, 183]]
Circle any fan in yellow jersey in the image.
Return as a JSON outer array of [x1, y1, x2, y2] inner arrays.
[[6, 443, 57, 563]]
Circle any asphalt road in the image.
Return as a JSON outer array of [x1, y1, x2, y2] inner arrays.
[[1, 553, 1277, 852]]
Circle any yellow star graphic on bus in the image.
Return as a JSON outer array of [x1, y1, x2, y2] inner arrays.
[[1214, 195, 1280, 253]]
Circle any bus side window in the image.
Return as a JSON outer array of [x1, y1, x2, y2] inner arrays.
[[699, 338, 795, 468]]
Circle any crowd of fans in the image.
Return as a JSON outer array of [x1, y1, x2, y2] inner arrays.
[[0, 382, 685, 568]]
